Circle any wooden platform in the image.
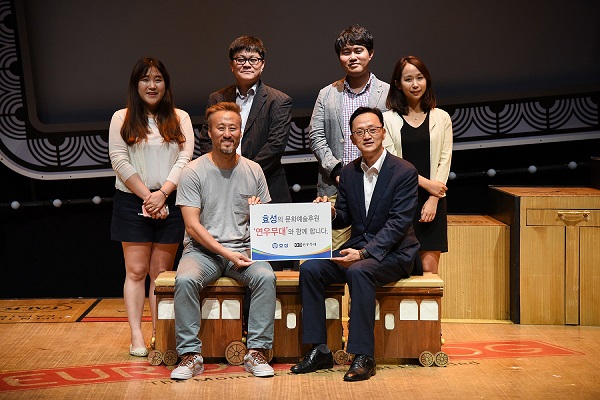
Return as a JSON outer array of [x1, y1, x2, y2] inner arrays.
[[439, 215, 510, 321], [0, 299, 97, 323], [1, 300, 599, 399], [81, 298, 151, 322]]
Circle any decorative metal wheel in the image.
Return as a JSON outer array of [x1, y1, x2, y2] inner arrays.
[[419, 351, 434, 367], [163, 350, 179, 366], [264, 348, 274, 363], [334, 349, 349, 365], [148, 350, 163, 366], [434, 351, 449, 367], [225, 341, 247, 365]]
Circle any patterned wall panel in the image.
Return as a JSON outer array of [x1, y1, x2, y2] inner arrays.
[[0, 0, 598, 180]]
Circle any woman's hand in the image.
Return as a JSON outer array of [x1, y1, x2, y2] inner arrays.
[[423, 179, 448, 198], [143, 191, 166, 215], [152, 205, 169, 220], [420, 196, 439, 222]]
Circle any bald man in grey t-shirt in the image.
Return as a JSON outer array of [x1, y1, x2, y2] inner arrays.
[[170, 102, 276, 380]]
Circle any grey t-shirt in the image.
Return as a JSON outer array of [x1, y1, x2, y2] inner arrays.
[[176, 154, 271, 252]]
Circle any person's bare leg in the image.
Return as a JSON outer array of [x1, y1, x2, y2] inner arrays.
[[421, 251, 441, 274], [122, 242, 152, 350]]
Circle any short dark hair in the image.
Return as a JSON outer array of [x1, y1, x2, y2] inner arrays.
[[349, 107, 384, 131], [229, 36, 266, 60], [205, 102, 241, 124], [334, 25, 374, 56], [386, 56, 436, 115]]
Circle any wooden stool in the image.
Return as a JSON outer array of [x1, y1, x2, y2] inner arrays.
[[273, 271, 347, 364], [152, 271, 246, 366], [373, 274, 447, 366]]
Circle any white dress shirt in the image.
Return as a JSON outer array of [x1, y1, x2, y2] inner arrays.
[[235, 83, 258, 155], [360, 150, 387, 216]]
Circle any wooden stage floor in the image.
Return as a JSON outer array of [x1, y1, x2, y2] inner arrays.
[[1, 298, 599, 399]]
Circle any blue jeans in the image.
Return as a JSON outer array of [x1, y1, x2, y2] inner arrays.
[[174, 247, 275, 355]]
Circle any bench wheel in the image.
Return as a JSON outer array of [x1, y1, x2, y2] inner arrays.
[[264, 348, 274, 363], [434, 351, 449, 367], [148, 350, 163, 366], [163, 350, 179, 366], [334, 349, 349, 365], [419, 351, 434, 367], [225, 341, 247, 365]]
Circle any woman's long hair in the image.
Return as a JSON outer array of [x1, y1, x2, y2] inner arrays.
[[386, 56, 436, 115], [120, 57, 185, 146]]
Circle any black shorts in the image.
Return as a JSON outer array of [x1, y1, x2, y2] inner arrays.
[[111, 190, 184, 244]]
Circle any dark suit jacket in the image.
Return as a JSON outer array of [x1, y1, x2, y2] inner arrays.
[[334, 152, 420, 277], [198, 81, 293, 202]]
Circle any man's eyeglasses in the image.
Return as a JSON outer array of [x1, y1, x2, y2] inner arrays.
[[352, 126, 382, 137], [232, 57, 263, 66]]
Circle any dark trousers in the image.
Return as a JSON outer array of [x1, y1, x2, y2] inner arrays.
[[299, 250, 409, 356]]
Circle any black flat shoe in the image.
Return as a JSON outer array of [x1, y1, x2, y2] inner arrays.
[[343, 354, 376, 381], [290, 347, 334, 373]]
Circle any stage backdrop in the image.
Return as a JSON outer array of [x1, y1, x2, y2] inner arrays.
[[0, 0, 599, 298]]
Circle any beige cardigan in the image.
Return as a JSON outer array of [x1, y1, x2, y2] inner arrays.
[[108, 108, 195, 193], [382, 108, 453, 184]]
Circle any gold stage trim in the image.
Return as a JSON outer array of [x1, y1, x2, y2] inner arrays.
[[0, 299, 97, 323]]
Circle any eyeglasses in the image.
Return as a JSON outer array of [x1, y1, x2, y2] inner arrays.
[[232, 57, 263, 66], [352, 126, 382, 136]]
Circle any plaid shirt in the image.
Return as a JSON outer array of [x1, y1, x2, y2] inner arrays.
[[341, 73, 374, 165]]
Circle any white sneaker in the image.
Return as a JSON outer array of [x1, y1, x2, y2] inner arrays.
[[243, 350, 274, 377], [170, 353, 204, 380]]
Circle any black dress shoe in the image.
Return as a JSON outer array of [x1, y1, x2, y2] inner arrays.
[[343, 354, 376, 381], [290, 347, 334, 373]]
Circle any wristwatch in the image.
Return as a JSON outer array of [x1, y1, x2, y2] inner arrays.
[[360, 248, 369, 259]]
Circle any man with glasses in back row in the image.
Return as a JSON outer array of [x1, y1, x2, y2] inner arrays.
[[198, 35, 293, 206]]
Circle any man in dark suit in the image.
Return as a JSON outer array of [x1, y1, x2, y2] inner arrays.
[[198, 36, 293, 203], [290, 107, 420, 381]]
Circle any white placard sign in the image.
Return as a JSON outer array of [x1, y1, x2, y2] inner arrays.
[[249, 202, 332, 261]]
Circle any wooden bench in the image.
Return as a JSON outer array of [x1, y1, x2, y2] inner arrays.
[[373, 274, 447, 366], [152, 270, 346, 365]]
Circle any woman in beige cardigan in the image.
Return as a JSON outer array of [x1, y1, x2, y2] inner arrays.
[[109, 57, 194, 356], [382, 56, 453, 274]]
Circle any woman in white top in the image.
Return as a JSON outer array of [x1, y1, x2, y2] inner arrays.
[[109, 57, 194, 356], [382, 56, 453, 274]]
